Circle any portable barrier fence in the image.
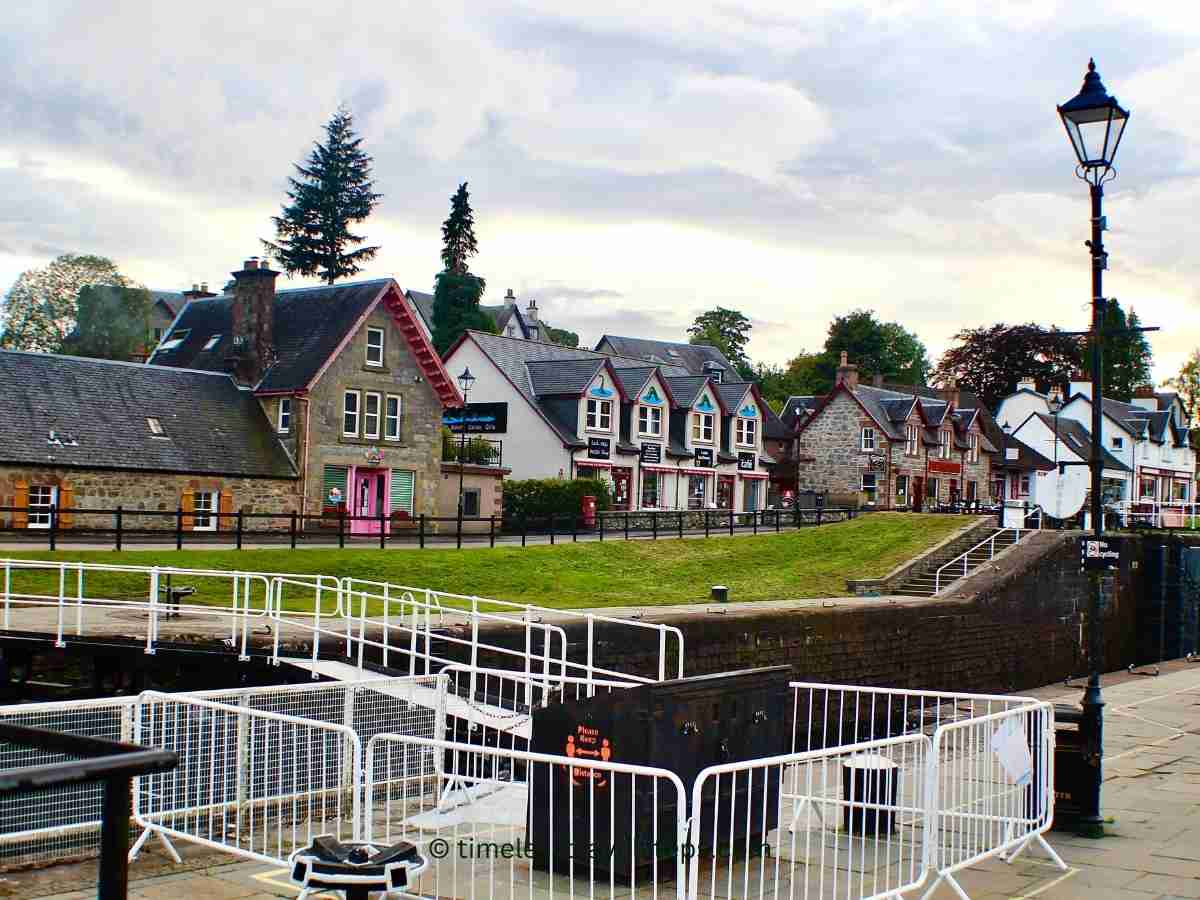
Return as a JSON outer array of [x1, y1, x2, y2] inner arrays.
[[364, 733, 690, 899]]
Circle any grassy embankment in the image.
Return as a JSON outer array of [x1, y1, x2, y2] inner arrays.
[[0, 514, 968, 612]]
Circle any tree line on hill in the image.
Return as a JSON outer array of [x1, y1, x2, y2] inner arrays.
[[0, 107, 1176, 422]]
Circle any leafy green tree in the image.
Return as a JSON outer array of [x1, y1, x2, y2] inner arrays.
[[1164, 349, 1200, 421], [0, 254, 129, 352], [61, 285, 153, 360], [262, 106, 382, 284], [545, 326, 579, 348], [752, 352, 826, 408], [816, 310, 930, 388], [432, 183, 493, 354], [934, 323, 1082, 411], [688, 307, 753, 376], [1083, 299, 1152, 401]]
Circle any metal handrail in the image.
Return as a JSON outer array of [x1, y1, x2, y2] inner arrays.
[[933, 527, 1023, 593]]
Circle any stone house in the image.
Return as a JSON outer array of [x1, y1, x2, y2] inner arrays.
[[148, 259, 462, 533], [0, 350, 296, 531], [788, 354, 998, 509]]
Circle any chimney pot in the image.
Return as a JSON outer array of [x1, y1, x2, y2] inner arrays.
[[192, 283, 199, 292], [200, 282, 208, 293], [245, 258, 259, 270]]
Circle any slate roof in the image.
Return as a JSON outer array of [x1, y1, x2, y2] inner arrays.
[[406, 289, 434, 331], [1032, 413, 1130, 472], [0, 350, 295, 478], [996, 435, 1057, 472], [665, 376, 721, 411], [526, 358, 606, 396], [594, 335, 737, 378], [152, 290, 187, 318], [149, 280, 390, 392], [780, 396, 820, 429]]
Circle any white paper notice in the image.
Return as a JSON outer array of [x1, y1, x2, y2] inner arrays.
[[990, 719, 1033, 786]]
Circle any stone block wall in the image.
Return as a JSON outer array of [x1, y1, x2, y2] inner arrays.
[[795, 392, 875, 500]]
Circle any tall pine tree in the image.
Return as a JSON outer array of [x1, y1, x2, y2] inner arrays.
[[432, 183, 493, 354], [1084, 298, 1153, 401], [262, 107, 382, 284]]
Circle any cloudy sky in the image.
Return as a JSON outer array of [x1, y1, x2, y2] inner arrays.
[[2, 2, 1198, 381]]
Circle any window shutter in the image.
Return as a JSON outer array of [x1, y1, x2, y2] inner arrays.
[[323, 465, 348, 507], [58, 484, 75, 529], [13, 480, 28, 529], [389, 470, 415, 517], [217, 491, 234, 531], [181, 490, 195, 531]]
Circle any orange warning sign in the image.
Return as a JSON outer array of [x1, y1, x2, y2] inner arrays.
[[566, 725, 612, 787]]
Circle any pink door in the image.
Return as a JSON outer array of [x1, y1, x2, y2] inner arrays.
[[353, 470, 385, 535]]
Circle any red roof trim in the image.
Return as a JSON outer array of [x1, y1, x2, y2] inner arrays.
[[381, 285, 462, 408]]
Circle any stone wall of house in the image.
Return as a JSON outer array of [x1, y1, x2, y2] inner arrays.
[[0, 465, 297, 530], [301, 305, 444, 519], [795, 393, 877, 500], [435, 465, 506, 533]]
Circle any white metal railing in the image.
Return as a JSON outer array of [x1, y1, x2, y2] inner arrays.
[[0, 559, 684, 688], [1113, 499, 1200, 529], [933, 528, 1022, 593]]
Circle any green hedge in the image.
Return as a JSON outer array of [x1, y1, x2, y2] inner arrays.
[[503, 478, 613, 522]]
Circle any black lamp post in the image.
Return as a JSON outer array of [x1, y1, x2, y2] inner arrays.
[[1057, 58, 1130, 837], [456, 367, 475, 542]]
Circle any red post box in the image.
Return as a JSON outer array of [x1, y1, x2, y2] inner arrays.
[[582, 495, 596, 528]]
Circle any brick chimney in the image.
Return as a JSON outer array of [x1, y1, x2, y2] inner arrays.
[[182, 282, 217, 302], [525, 297, 538, 323], [504, 288, 517, 307], [835, 351, 858, 390], [939, 376, 960, 408], [1068, 371, 1091, 400], [229, 257, 277, 385]]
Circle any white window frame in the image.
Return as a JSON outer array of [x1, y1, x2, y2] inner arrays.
[[692, 412, 714, 443], [736, 418, 757, 447], [365, 327, 385, 367], [861, 427, 875, 451], [343, 390, 360, 437], [278, 398, 291, 434], [385, 395, 402, 441], [1111, 436, 1124, 450], [586, 398, 612, 432], [27, 484, 56, 529], [968, 433, 978, 463], [905, 424, 919, 456], [638, 405, 662, 437], [939, 429, 952, 459], [193, 491, 217, 532], [363, 392, 381, 439]]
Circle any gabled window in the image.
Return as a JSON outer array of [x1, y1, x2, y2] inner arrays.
[[278, 399, 291, 434], [691, 413, 714, 443], [365, 327, 384, 366], [968, 433, 979, 463], [861, 427, 875, 451], [343, 391, 360, 436], [638, 405, 662, 436], [737, 418, 757, 446], [939, 429, 952, 459], [364, 392, 381, 439], [1111, 436, 1124, 450], [586, 398, 612, 431], [385, 395, 402, 441], [905, 424, 919, 456]]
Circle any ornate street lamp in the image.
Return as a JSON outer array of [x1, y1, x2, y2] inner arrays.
[[1057, 58, 1130, 837], [456, 367, 475, 547]]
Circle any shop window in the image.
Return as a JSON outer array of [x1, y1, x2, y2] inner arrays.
[[1140, 478, 1156, 499], [966, 480, 977, 502], [895, 475, 908, 507], [687, 475, 706, 509], [27, 485, 56, 529], [861, 472, 878, 505], [586, 398, 612, 431], [744, 480, 761, 512], [1173, 482, 1189, 501], [861, 427, 875, 451], [463, 488, 481, 518], [927, 478, 939, 500], [638, 405, 662, 436], [641, 471, 660, 508], [366, 327, 385, 366], [193, 491, 217, 531]]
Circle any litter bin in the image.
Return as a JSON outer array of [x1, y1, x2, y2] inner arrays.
[[841, 753, 899, 835], [288, 835, 428, 899], [528, 665, 791, 879]]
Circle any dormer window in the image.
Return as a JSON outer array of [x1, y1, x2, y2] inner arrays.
[[366, 327, 385, 366], [638, 405, 662, 436], [586, 398, 612, 431], [202, 334, 221, 351], [968, 433, 979, 463], [736, 418, 757, 446], [691, 412, 714, 443], [905, 424, 919, 456], [528, 326, 539, 340], [159, 329, 190, 351], [939, 429, 952, 459]]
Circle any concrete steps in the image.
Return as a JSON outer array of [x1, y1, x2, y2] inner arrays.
[[892, 528, 1021, 597]]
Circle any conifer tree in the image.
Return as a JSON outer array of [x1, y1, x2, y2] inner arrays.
[[432, 183, 493, 354], [262, 107, 382, 284]]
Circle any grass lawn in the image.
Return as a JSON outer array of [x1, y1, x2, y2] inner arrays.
[[0, 514, 968, 612]]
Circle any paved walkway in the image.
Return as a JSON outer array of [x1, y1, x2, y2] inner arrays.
[[9, 661, 1200, 899]]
